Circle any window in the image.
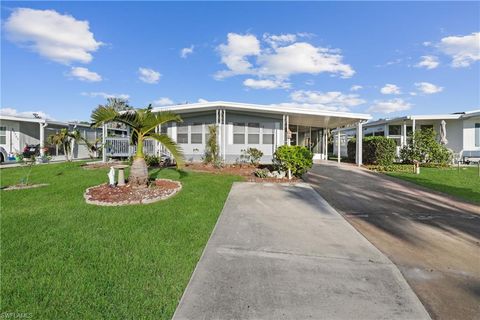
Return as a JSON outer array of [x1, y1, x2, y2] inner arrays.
[[421, 125, 433, 131], [85, 129, 96, 143], [177, 124, 188, 144], [190, 123, 203, 144], [388, 125, 401, 136], [406, 126, 413, 135], [476, 123, 480, 147], [365, 133, 373, 137], [247, 123, 260, 144], [262, 124, 274, 145], [376, 131, 385, 136], [233, 123, 245, 144], [0, 126, 6, 145]]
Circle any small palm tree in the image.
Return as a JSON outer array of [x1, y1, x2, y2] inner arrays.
[[47, 128, 81, 161], [91, 104, 184, 186]]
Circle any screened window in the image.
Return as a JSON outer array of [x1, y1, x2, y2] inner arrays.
[[406, 126, 413, 135], [0, 126, 6, 145], [85, 129, 96, 143], [177, 124, 188, 144], [247, 123, 260, 144], [376, 131, 385, 136], [388, 125, 401, 136], [475, 123, 480, 147], [233, 123, 245, 144], [262, 124, 274, 144], [190, 123, 203, 144]]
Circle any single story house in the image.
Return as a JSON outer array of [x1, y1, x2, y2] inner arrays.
[[104, 101, 371, 164], [0, 114, 114, 162], [332, 109, 480, 162]]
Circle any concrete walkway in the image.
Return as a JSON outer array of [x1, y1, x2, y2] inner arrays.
[[173, 182, 430, 320]]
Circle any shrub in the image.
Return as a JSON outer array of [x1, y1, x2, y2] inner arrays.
[[144, 154, 160, 167], [347, 138, 356, 162], [363, 136, 396, 166], [240, 148, 264, 166], [400, 128, 452, 165], [204, 125, 219, 165], [347, 136, 396, 166], [274, 145, 313, 177], [254, 168, 270, 178]]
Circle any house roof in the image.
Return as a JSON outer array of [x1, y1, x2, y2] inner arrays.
[[152, 101, 371, 129], [0, 115, 92, 128]]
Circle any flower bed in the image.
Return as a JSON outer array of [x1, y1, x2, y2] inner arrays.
[[84, 179, 181, 206]]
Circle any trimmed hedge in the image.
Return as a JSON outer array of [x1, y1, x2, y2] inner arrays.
[[347, 136, 397, 166], [273, 145, 313, 177]]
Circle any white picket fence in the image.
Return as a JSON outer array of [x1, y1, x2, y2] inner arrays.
[[105, 137, 156, 157]]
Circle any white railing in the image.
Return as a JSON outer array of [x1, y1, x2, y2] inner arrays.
[[105, 137, 156, 157]]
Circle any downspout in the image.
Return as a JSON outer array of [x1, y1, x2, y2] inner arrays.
[[40, 121, 48, 157]]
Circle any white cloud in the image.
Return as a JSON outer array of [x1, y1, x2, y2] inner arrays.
[[4, 8, 102, 64], [258, 42, 355, 79], [272, 102, 349, 112], [180, 45, 194, 58], [415, 55, 440, 69], [81, 92, 130, 100], [367, 99, 412, 114], [197, 98, 209, 103], [439, 32, 480, 67], [215, 32, 355, 83], [69, 67, 102, 82], [215, 33, 261, 79], [263, 33, 297, 48], [152, 97, 173, 106], [0, 107, 52, 119], [350, 85, 363, 91], [138, 67, 161, 84], [289, 90, 366, 111], [243, 78, 290, 90], [415, 82, 444, 94], [380, 84, 401, 95]]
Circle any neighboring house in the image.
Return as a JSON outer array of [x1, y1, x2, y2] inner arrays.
[[333, 109, 480, 162], [104, 101, 371, 164], [0, 115, 104, 162]]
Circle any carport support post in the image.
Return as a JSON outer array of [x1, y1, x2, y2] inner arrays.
[[39, 122, 46, 157], [102, 124, 107, 163], [337, 128, 341, 163], [356, 122, 363, 166]]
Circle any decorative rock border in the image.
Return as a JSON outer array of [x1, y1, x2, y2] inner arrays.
[[2, 183, 49, 191], [84, 179, 182, 206]]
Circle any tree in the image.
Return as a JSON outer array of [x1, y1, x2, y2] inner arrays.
[[47, 128, 82, 161], [400, 128, 452, 165], [91, 103, 184, 186]]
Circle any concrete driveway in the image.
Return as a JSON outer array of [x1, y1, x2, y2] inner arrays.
[[305, 161, 480, 320], [173, 182, 429, 320]]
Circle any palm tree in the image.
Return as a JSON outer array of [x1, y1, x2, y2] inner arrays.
[[90, 104, 184, 186], [47, 128, 82, 161]]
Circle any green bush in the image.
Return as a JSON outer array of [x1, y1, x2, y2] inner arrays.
[[363, 136, 397, 166], [347, 136, 396, 166], [400, 128, 452, 165], [273, 145, 313, 177], [241, 148, 264, 166], [347, 138, 356, 162], [144, 154, 161, 167], [203, 125, 219, 165], [254, 168, 270, 178]]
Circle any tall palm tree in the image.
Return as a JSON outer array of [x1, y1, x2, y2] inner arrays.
[[91, 104, 184, 186], [47, 128, 82, 161]]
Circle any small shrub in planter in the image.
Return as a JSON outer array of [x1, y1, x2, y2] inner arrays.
[[274, 145, 313, 178], [241, 148, 264, 166], [254, 168, 270, 178]]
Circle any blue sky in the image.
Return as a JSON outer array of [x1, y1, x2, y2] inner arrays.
[[1, 1, 479, 121]]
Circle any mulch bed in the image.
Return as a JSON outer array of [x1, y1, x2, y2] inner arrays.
[[184, 163, 300, 183], [84, 179, 181, 206], [81, 161, 126, 170]]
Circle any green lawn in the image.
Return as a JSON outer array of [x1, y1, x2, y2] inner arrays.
[[1, 162, 241, 319], [387, 166, 480, 204]]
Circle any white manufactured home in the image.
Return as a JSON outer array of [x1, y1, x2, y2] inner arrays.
[[0, 115, 109, 162], [103, 101, 371, 164], [332, 110, 480, 162]]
